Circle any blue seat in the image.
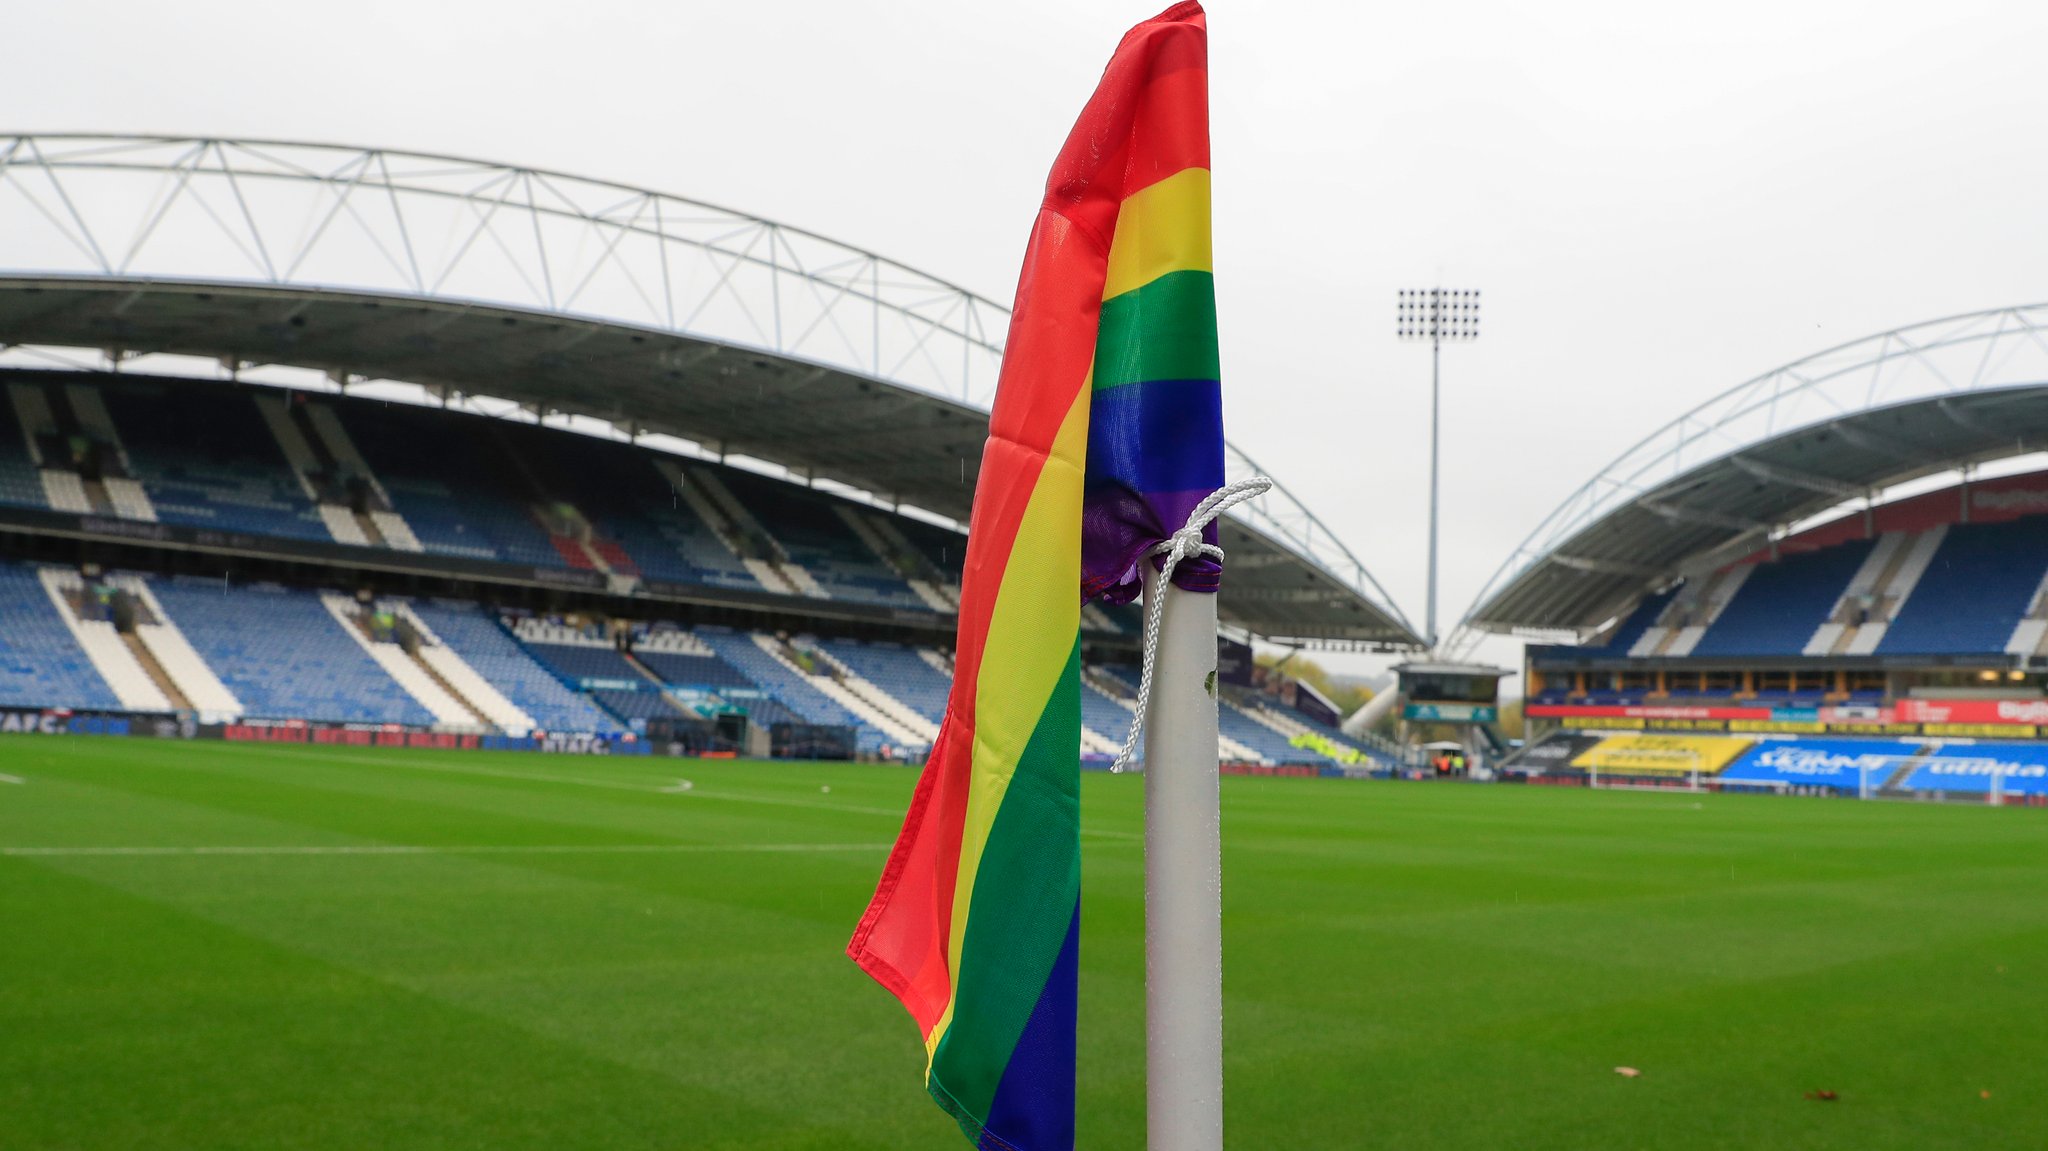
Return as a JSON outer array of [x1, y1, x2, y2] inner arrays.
[[150, 580, 431, 725], [1880, 520, 2048, 655], [406, 602, 621, 734], [0, 562, 120, 709]]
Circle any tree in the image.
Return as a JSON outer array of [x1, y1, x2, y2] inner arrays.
[[1254, 651, 1373, 714]]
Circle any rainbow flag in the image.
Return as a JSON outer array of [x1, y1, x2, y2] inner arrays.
[[847, 5, 1220, 1148]]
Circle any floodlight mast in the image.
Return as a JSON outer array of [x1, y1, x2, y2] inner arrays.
[[1397, 288, 1481, 650]]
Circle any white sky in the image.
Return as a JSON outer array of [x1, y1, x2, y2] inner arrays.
[[11, 0, 2048, 685]]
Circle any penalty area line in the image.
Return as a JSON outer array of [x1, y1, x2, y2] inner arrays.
[[1, 842, 890, 858]]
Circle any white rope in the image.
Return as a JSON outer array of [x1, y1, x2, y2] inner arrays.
[[1110, 476, 1274, 774]]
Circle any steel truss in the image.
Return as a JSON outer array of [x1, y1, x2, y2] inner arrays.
[[0, 133, 1411, 639], [1452, 303, 2048, 657]]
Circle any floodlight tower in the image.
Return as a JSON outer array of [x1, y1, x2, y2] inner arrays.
[[1398, 287, 1481, 650]]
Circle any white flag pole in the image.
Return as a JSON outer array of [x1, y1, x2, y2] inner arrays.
[[1109, 476, 1270, 1151], [1143, 564, 1224, 1151]]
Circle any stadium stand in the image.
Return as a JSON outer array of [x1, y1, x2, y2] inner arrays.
[[718, 471, 922, 608], [338, 402, 564, 567], [149, 580, 434, 726], [1878, 520, 2048, 655], [99, 382, 330, 543], [404, 603, 623, 734], [0, 562, 120, 710], [696, 629, 890, 754], [1077, 673, 1137, 750], [590, 688, 681, 722], [635, 647, 756, 690], [1581, 588, 1675, 659], [0, 388, 47, 512], [816, 639, 949, 725], [521, 641, 645, 687], [1688, 539, 1877, 657], [37, 568, 173, 712]]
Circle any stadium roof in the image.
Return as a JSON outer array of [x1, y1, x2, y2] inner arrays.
[[1457, 305, 2048, 649], [0, 133, 1419, 648]]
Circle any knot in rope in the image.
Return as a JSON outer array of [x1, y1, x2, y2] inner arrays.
[[1109, 476, 1273, 774]]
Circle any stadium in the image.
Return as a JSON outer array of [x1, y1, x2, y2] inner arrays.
[[5, 105, 2048, 1151], [1462, 305, 2048, 802], [0, 135, 1413, 768]]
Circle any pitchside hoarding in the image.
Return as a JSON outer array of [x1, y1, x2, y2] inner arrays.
[[1719, 739, 1923, 791], [1902, 744, 2048, 794], [1529, 697, 2048, 737]]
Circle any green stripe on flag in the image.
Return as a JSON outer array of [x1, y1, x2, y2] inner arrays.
[[928, 638, 1083, 1127], [1093, 269, 1219, 391]]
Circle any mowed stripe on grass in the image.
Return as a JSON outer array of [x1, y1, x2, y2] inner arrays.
[[1, 735, 2044, 1149]]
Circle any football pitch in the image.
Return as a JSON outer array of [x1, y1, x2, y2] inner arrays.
[[2, 736, 2043, 1149]]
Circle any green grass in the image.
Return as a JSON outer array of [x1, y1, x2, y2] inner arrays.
[[2, 735, 2044, 1149]]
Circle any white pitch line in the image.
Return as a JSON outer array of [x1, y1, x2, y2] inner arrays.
[[1, 842, 890, 858], [222, 748, 910, 816], [0, 773, 22, 784]]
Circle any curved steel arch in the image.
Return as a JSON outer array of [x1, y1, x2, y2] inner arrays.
[[0, 132, 1414, 641], [1452, 303, 2048, 655]]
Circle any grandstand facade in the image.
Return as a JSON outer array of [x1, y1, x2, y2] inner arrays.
[[0, 135, 1407, 770]]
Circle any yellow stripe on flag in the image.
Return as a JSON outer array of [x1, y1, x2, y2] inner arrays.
[[924, 379, 1090, 1067], [1101, 166, 1212, 301]]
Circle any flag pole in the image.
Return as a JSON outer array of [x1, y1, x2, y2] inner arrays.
[[1142, 565, 1224, 1151]]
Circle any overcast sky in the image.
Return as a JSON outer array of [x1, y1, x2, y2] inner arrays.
[[11, 0, 2048, 682]]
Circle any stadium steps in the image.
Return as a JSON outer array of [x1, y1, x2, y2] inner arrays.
[[1694, 539, 1884, 657], [660, 461, 797, 595], [1846, 527, 1945, 654], [10, 383, 96, 514], [1881, 521, 2048, 654], [37, 568, 173, 712], [112, 575, 244, 721], [752, 633, 924, 751], [300, 402, 425, 551], [1879, 746, 1937, 794], [1230, 699, 1371, 766], [408, 606, 614, 733], [39, 467, 93, 514], [1082, 665, 1260, 763], [405, 637, 499, 732], [1634, 565, 1753, 657], [783, 637, 932, 748], [814, 639, 952, 730], [620, 649, 696, 718], [118, 630, 191, 711], [837, 506, 958, 612], [488, 425, 639, 584], [689, 467, 829, 598], [1807, 531, 1906, 655], [2004, 558, 2048, 653], [387, 603, 533, 734], [1081, 603, 1121, 634], [316, 503, 374, 546], [63, 384, 158, 523], [7, 382, 56, 466], [320, 594, 484, 729], [254, 394, 381, 546]]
